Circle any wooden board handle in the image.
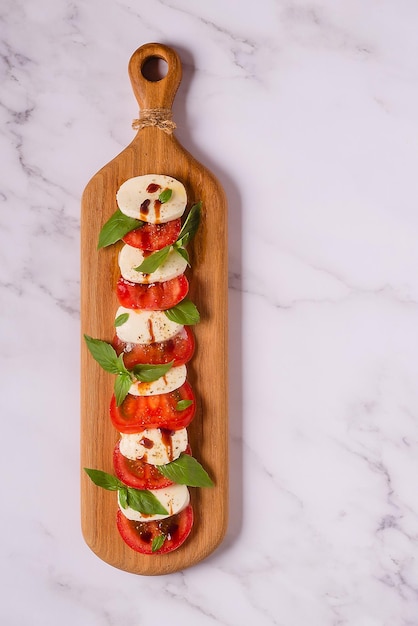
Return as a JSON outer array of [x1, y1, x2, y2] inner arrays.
[[128, 43, 182, 111]]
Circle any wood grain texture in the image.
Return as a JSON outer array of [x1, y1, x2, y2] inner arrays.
[[80, 43, 228, 575]]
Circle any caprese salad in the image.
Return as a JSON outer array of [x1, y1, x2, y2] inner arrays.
[[84, 174, 213, 555]]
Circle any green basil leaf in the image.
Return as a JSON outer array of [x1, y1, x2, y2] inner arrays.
[[152, 535, 166, 552], [164, 300, 200, 326], [114, 313, 129, 327], [178, 201, 201, 245], [114, 373, 132, 406], [97, 209, 143, 249], [84, 335, 128, 375], [177, 232, 190, 248], [158, 188, 172, 203], [119, 487, 128, 509], [174, 245, 190, 266], [176, 399, 193, 411], [132, 361, 174, 383], [126, 488, 169, 515], [157, 454, 214, 487], [134, 245, 171, 274], [131, 202, 201, 273], [116, 354, 127, 370], [84, 468, 124, 491]]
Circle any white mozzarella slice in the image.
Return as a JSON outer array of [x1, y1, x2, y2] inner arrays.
[[116, 174, 187, 224], [121, 326, 189, 356], [129, 365, 186, 396], [115, 307, 182, 344], [119, 428, 188, 465], [118, 484, 190, 522], [119, 243, 187, 284]]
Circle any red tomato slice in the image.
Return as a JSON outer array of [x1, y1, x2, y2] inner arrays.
[[110, 381, 196, 434], [113, 442, 192, 489], [116, 275, 189, 311], [122, 219, 181, 251], [112, 326, 195, 368], [116, 505, 193, 554]]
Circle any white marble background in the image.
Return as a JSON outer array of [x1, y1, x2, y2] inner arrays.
[[1, 0, 418, 624]]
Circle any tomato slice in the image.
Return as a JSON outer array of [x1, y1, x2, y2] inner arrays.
[[112, 326, 195, 368], [122, 219, 181, 251], [116, 275, 189, 311], [116, 505, 193, 554], [113, 442, 192, 489], [110, 381, 196, 434]]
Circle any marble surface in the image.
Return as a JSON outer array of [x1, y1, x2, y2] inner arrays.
[[2, 0, 418, 624]]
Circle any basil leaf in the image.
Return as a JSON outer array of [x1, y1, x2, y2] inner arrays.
[[158, 454, 214, 487], [131, 201, 201, 273], [84, 335, 128, 375], [114, 373, 132, 406], [132, 361, 174, 383], [164, 300, 200, 325], [176, 399, 193, 411], [178, 233, 191, 248], [178, 201, 201, 246], [152, 535, 166, 552], [119, 487, 128, 509], [134, 245, 171, 274], [174, 245, 190, 266], [84, 469, 169, 515], [84, 468, 124, 491], [158, 188, 172, 203], [126, 488, 169, 515], [97, 209, 143, 249], [114, 313, 129, 327]]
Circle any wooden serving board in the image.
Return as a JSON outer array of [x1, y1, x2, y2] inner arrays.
[[80, 43, 228, 575]]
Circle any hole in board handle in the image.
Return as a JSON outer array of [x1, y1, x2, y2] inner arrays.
[[141, 56, 169, 82]]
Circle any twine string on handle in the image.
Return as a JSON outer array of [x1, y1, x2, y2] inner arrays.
[[132, 108, 176, 134]]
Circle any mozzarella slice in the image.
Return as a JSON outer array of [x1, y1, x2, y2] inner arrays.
[[129, 365, 186, 396], [119, 428, 188, 465], [116, 174, 187, 224], [119, 243, 187, 284], [115, 307, 182, 344], [118, 484, 190, 522], [121, 326, 190, 355]]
